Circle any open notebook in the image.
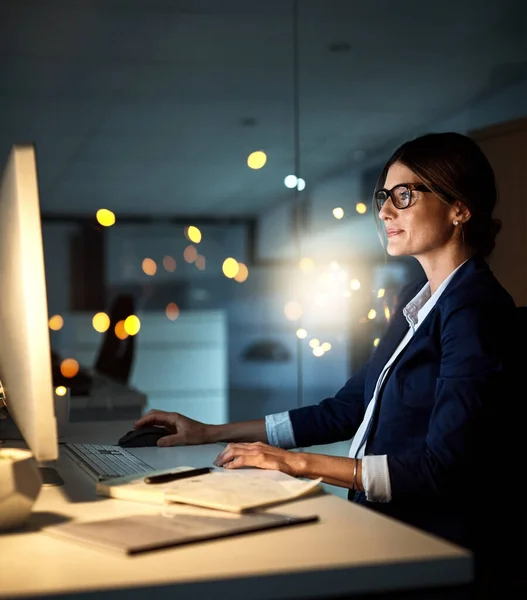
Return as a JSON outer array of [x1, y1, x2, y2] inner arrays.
[[96, 466, 323, 513]]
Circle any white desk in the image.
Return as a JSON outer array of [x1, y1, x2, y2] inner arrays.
[[1, 421, 473, 600]]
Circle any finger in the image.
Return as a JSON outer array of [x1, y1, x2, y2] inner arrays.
[[157, 433, 185, 447], [214, 447, 262, 467], [135, 410, 171, 428]]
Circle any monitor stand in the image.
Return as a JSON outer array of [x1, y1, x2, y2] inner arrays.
[[0, 401, 64, 486], [38, 465, 64, 486]]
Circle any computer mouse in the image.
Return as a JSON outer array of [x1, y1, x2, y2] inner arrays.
[[117, 426, 171, 448]]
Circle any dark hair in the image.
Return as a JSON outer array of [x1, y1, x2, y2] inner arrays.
[[374, 132, 501, 257]]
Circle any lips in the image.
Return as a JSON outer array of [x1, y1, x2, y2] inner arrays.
[[386, 228, 403, 237]]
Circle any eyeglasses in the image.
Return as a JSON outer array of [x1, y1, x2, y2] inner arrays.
[[374, 183, 431, 211]]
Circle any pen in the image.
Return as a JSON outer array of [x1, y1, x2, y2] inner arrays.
[[144, 467, 212, 484]]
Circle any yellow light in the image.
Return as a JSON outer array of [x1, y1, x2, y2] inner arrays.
[[284, 301, 303, 321], [384, 306, 391, 320], [247, 150, 267, 170], [299, 257, 315, 272], [377, 288, 385, 298], [142, 258, 157, 276], [60, 358, 79, 378], [332, 207, 344, 219], [48, 314, 64, 331], [350, 279, 361, 291], [234, 262, 249, 283], [367, 309, 377, 320], [186, 226, 202, 243], [312, 346, 325, 357], [96, 208, 116, 227], [114, 320, 129, 340], [55, 386, 67, 396], [222, 257, 239, 278], [296, 328, 307, 339], [321, 342, 332, 351], [373, 338, 380, 347], [124, 315, 141, 336], [92, 312, 110, 333], [355, 202, 367, 214], [309, 338, 320, 348]]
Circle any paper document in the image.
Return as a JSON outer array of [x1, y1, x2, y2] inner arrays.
[[97, 467, 323, 513], [162, 470, 322, 512]]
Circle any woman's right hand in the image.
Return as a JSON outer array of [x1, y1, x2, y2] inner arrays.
[[133, 409, 211, 446]]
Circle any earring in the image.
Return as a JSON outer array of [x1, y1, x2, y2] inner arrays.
[[453, 220, 460, 225]]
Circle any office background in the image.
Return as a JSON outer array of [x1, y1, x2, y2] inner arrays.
[[1, 0, 526, 470]]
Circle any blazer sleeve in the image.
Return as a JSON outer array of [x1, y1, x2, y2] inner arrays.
[[288, 360, 369, 447]]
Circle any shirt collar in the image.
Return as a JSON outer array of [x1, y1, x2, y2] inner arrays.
[[402, 260, 468, 331]]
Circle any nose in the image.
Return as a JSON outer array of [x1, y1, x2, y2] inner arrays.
[[378, 199, 394, 221]]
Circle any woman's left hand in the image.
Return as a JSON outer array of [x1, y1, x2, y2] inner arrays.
[[213, 442, 306, 477]]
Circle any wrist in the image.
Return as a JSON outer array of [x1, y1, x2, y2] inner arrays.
[[203, 423, 222, 443], [293, 451, 311, 478]]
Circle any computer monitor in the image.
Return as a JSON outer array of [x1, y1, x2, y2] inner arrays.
[[0, 144, 58, 465]]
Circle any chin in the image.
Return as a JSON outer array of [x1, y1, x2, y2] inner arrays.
[[386, 243, 404, 257]]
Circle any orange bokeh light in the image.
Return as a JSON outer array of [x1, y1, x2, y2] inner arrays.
[[166, 302, 180, 321], [60, 358, 79, 378], [114, 320, 129, 340]]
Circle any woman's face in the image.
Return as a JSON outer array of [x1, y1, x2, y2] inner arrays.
[[378, 162, 458, 259]]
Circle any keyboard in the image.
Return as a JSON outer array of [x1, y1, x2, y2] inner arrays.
[[63, 443, 155, 481]]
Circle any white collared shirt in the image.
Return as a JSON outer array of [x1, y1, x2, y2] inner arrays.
[[266, 263, 466, 501]]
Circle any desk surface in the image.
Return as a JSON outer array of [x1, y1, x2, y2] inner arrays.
[[1, 421, 472, 600]]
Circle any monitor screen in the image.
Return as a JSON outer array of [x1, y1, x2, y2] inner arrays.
[[0, 144, 58, 462]]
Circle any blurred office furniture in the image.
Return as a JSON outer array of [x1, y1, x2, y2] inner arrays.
[[54, 310, 227, 424], [94, 293, 136, 385]]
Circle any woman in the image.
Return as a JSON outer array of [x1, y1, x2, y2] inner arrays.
[[135, 132, 520, 585]]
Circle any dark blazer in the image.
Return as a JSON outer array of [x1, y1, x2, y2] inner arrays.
[[289, 256, 518, 550]]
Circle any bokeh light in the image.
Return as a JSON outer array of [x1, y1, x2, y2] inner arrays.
[[195, 254, 206, 270], [184, 245, 198, 263], [166, 302, 180, 321], [142, 258, 157, 276], [186, 226, 202, 243], [234, 262, 249, 282], [48, 315, 64, 331], [92, 312, 110, 333], [96, 208, 116, 227], [163, 255, 176, 272], [124, 315, 141, 336], [247, 150, 267, 169], [222, 257, 239, 278], [299, 257, 315, 272], [60, 358, 79, 378], [114, 320, 129, 340], [284, 301, 303, 321]]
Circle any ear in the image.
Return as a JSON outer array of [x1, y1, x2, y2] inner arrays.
[[453, 202, 471, 225]]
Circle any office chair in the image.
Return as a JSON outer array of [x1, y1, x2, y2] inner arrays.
[[94, 293, 136, 385]]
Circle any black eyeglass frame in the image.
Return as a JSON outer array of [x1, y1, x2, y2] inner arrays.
[[374, 183, 431, 211]]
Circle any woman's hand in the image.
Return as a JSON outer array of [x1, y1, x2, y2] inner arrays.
[[213, 441, 307, 477], [133, 409, 210, 446]]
